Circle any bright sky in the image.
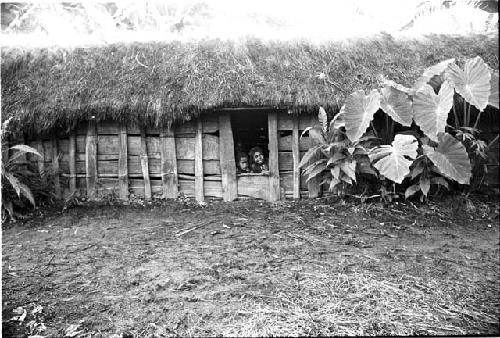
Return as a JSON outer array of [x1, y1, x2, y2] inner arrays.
[[1, 0, 497, 47]]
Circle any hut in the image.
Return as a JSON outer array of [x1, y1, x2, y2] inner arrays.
[[1, 34, 499, 202]]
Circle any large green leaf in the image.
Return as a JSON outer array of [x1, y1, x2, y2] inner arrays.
[[446, 56, 491, 111], [4, 172, 22, 197], [18, 181, 36, 206], [380, 86, 413, 126], [298, 145, 322, 169], [414, 58, 455, 92], [488, 72, 499, 108], [9, 144, 42, 157], [308, 127, 326, 145], [7, 145, 42, 164], [343, 89, 381, 143], [327, 152, 346, 166], [383, 79, 414, 95], [423, 133, 472, 184], [369, 134, 418, 184], [419, 175, 431, 196], [305, 160, 327, 183], [330, 110, 345, 131], [340, 160, 357, 182], [405, 184, 421, 199], [413, 81, 454, 142], [318, 107, 328, 134]]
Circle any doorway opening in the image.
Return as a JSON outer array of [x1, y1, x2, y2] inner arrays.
[[230, 110, 269, 175]]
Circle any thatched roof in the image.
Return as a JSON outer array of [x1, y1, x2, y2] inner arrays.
[[1, 34, 498, 135]]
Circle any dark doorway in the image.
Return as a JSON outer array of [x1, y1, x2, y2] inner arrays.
[[230, 110, 269, 173]]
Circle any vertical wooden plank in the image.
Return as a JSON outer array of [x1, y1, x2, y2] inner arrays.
[[86, 120, 97, 199], [160, 127, 178, 198], [118, 123, 129, 200], [195, 119, 204, 202], [292, 111, 301, 199], [35, 135, 46, 183], [218, 113, 237, 201], [140, 127, 152, 200], [268, 111, 280, 201], [68, 130, 76, 195], [51, 137, 61, 199]]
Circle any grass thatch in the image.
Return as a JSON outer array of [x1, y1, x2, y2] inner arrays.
[[1, 33, 499, 135]]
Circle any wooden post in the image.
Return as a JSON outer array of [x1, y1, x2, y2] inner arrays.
[[218, 113, 237, 201], [35, 135, 46, 184], [140, 127, 152, 200], [68, 130, 76, 195], [292, 111, 301, 199], [194, 118, 204, 202], [118, 123, 129, 200], [86, 120, 97, 199], [51, 137, 61, 199], [160, 127, 178, 199], [268, 111, 280, 202]]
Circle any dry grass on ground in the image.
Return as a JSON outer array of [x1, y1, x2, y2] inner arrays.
[[2, 195, 499, 337]]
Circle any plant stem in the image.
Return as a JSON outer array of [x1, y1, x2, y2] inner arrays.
[[385, 115, 390, 144], [452, 100, 460, 128], [473, 111, 482, 129], [370, 121, 379, 139], [389, 119, 394, 142], [463, 100, 468, 127], [467, 103, 471, 127], [487, 134, 499, 149]]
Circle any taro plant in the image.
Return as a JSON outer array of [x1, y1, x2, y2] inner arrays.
[[404, 135, 471, 201], [298, 107, 376, 196], [312, 55, 498, 200]]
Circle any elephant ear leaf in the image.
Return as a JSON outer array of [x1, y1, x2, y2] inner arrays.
[[423, 133, 472, 185], [446, 56, 491, 111], [344, 89, 381, 143], [369, 134, 418, 184], [330, 109, 345, 131], [7, 145, 42, 164], [383, 79, 414, 95], [413, 58, 455, 92], [318, 106, 328, 134], [413, 81, 454, 142], [380, 86, 413, 127], [488, 72, 499, 109], [9, 145, 42, 157], [308, 127, 326, 145]]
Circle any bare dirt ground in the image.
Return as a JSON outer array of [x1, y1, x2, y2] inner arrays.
[[2, 195, 499, 337]]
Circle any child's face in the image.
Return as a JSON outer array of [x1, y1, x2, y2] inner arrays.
[[253, 151, 264, 164], [239, 157, 248, 170]]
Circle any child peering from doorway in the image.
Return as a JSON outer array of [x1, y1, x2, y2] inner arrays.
[[248, 146, 269, 174], [236, 151, 250, 174]]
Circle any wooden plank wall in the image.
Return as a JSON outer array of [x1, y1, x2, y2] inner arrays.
[[276, 110, 320, 198], [27, 115, 223, 200], [27, 109, 499, 201], [25, 111, 324, 201]]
